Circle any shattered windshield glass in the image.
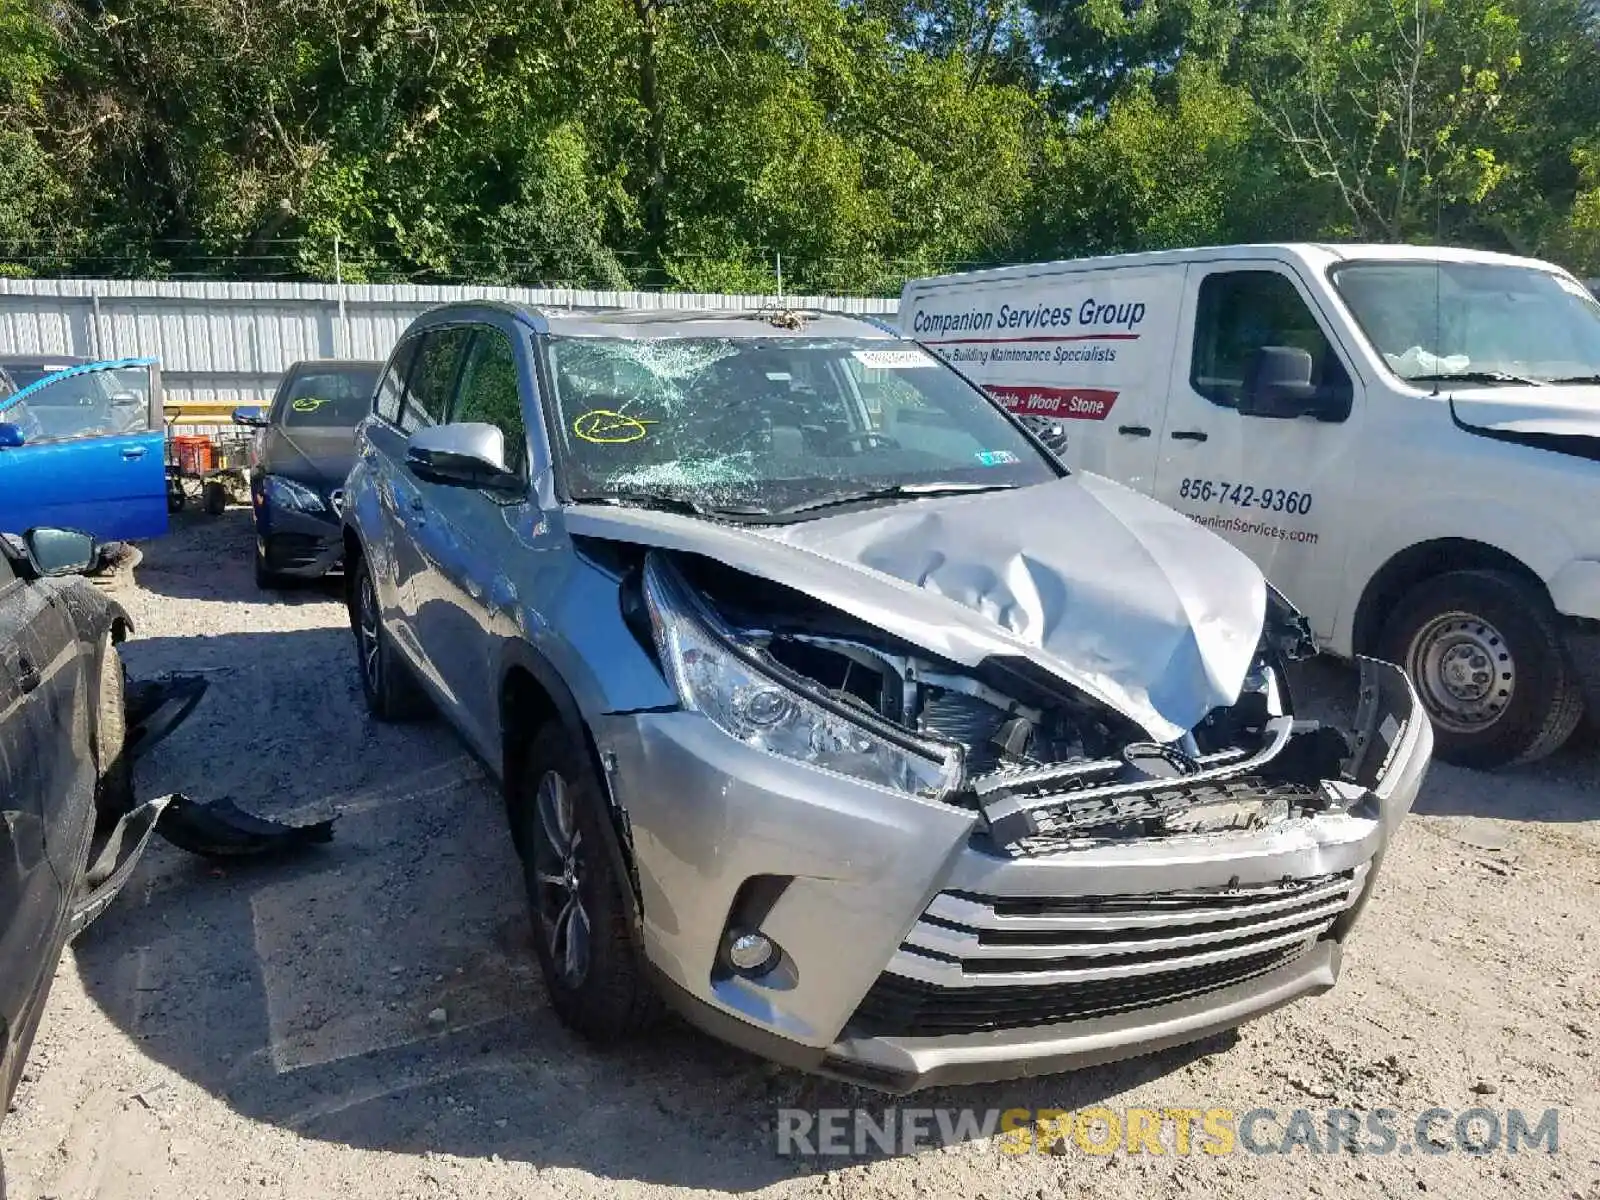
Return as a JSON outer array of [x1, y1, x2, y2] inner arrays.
[[1332, 261, 1600, 384], [543, 336, 1058, 515]]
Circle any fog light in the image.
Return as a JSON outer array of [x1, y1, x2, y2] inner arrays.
[[727, 931, 776, 973]]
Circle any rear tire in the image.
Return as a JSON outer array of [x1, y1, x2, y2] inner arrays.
[[512, 724, 661, 1042], [348, 554, 429, 721], [1378, 569, 1585, 769]]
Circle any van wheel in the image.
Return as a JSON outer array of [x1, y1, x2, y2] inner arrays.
[[511, 724, 661, 1042], [348, 555, 430, 722], [1379, 570, 1585, 768]]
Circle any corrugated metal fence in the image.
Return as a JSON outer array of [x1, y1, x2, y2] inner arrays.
[[0, 279, 900, 408]]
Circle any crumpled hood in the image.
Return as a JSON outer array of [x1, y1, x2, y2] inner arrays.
[[1450, 385, 1600, 438], [566, 473, 1268, 741]]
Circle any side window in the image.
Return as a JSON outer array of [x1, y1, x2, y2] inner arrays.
[[1191, 271, 1350, 408], [375, 337, 420, 425], [450, 327, 528, 476], [400, 328, 472, 434], [5, 365, 152, 442]]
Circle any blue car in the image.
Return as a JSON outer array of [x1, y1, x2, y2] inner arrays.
[[0, 357, 167, 543]]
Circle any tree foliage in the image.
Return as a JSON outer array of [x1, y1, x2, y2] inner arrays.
[[0, 0, 1597, 287]]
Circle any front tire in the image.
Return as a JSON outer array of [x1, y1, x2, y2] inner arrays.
[[512, 724, 661, 1042], [1379, 569, 1585, 768], [348, 554, 429, 722], [94, 640, 135, 823], [254, 547, 294, 591]]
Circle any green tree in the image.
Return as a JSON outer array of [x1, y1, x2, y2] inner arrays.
[[1246, 0, 1524, 241]]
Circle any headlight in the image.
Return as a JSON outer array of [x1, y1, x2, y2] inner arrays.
[[641, 556, 960, 799], [263, 474, 326, 514]]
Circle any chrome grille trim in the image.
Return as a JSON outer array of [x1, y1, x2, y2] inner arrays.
[[883, 867, 1366, 989]]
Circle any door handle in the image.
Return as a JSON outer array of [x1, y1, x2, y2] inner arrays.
[[1118, 425, 1152, 438], [408, 497, 424, 512], [14, 655, 39, 694], [1170, 430, 1209, 442], [121, 446, 147, 460]]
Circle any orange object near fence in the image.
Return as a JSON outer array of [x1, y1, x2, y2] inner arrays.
[[173, 435, 214, 475]]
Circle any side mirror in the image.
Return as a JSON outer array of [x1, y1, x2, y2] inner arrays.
[[23, 527, 97, 576], [1238, 346, 1320, 419], [406, 423, 521, 491], [232, 406, 268, 427], [0, 422, 23, 449]]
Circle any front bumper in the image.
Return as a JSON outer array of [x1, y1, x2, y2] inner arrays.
[[255, 512, 342, 577], [252, 474, 344, 577], [601, 658, 1432, 1093]]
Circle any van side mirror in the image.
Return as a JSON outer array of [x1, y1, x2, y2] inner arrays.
[[0, 422, 22, 449], [1238, 347, 1318, 419]]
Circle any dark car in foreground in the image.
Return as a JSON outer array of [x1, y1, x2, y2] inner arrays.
[[340, 303, 1433, 1093], [0, 525, 341, 1194], [0, 527, 169, 1192], [233, 358, 382, 588]]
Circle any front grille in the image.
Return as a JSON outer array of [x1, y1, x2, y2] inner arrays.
[[990, 775, 1321, 857], [848, 869, 1364, 1037], [853, 945, 1305, 1037], [264, 532, 331, 569]]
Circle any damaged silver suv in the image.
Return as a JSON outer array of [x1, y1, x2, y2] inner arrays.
[[340, 304, 1433, 1092]]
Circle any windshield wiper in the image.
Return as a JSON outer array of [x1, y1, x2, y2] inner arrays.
[[1407, 371, 1544, 387], [584, 491, 769, 519], [1541, 374, 1600, 385], [776, 481, 1019, 518]]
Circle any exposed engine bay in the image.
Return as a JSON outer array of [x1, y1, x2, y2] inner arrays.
[[638, 552, 1368, 855]]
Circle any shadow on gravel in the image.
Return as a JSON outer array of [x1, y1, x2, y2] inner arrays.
[[73, 620, 1228, 1192]]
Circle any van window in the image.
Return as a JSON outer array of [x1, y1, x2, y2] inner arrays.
[[1191, 271, 1350, 409], [375, 336, 420, 425], [450, 328, 528, 477], [401, 328, 472, 434]]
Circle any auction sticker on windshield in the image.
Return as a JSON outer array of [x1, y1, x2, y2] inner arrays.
[[852, 349, 935, 369]]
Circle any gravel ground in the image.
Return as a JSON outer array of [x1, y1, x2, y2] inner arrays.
[[4, 508, 1598, 1200]]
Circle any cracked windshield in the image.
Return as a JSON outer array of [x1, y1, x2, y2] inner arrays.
[[544, 335, 1057, 516], [1332, 261, 1600, 385]]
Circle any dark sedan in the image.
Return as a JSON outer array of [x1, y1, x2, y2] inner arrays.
[[0, 528, 168, 1193], [233, 359, 381, 589]]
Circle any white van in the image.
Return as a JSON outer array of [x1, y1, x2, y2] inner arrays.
[[900, 243, 1600, 767]]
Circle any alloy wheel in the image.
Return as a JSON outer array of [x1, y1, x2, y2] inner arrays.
[[532, 769, 591, 988], [357, 570, 381, 695]]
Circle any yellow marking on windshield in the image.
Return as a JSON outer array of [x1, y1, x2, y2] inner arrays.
[[572, 409, 656, 444]]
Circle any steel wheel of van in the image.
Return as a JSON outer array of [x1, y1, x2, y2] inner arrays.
[[1407, 611, 1516, 734], [1380, 569, 1585, 769]]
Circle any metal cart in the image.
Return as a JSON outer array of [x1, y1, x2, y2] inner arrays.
[[165, 423, 256, 516]]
